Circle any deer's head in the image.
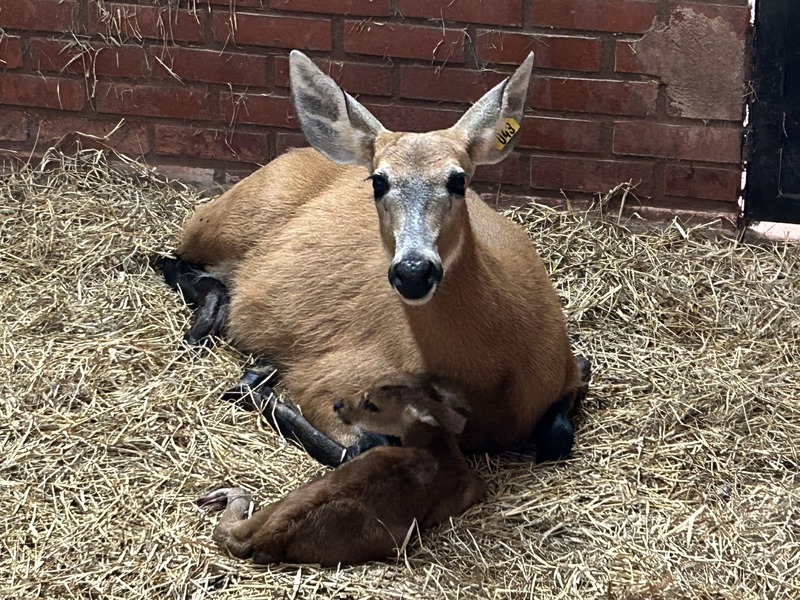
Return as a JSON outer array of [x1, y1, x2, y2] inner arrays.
[[290, 50, 534, 305]]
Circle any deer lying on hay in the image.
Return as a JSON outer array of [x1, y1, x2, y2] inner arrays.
[[164, 50, 590, 466], [198, 375, 487, 566]]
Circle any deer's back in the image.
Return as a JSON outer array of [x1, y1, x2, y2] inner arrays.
[[177, 148, 355, 268]]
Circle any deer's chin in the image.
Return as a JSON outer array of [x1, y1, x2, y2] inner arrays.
[[395, 283, 438, 306]]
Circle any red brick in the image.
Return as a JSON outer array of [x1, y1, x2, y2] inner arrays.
[[519, 117, 604, 154], [474, 152, 528, 186], [0, 0, 79, 33], [530, 155, 654, 194], [364, 103, 461, 132], [30, 39, 145, 78], [151, 48, 269, 88], [94, 46, 146, 78], [155, 125, 267, 163], [613, 122, 741, 163], [673, 3, 751, 36], [221, 94, 296, 128], [212, 12, 331, 51], [37, 116, 153, 156], [96, 83, 213, 120], [30, 39, 88, 74], [0, 35, 22, 69], [475, 31, 601, 72], [344, 20, 465, 63], [614, 40, 646, 73], [532, 0, 658, 33], [0, 109, 30, 141], [88, 3, 206, 43], [270, 0, 391, 16], [276, 132, 309, 155], [274, 56, 392, 96], [531, 77, 658, 116], [399, 0, 524, 26], [664, 164, 741, 201], [400, 65, 505, 103], [0, 74, 84, 111]]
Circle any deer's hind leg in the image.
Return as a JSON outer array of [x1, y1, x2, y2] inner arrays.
[[531, 356, 591, 463], [226, 353, 402, 467], [162, 257, 230, 346]]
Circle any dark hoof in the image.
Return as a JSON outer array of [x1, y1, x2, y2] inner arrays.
[[576, 356, 592, 383], [222, 366, 280, 410], [535, 413, 574, 463], [183, 331, 217, 348], [573, 355, 592, 408], [162, 256, 181, 290], [222, 384, 275, 412]]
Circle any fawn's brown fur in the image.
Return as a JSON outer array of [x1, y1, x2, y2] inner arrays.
[[198, 375, 487, 566]]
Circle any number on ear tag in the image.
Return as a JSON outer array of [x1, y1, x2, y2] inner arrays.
[[493, 117, 521, 150]]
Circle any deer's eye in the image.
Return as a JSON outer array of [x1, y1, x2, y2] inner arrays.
[[369, 174, 390, 200], [446, 172, 467, 196]]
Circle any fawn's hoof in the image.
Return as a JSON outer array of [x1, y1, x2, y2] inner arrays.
[[197, 487, 251, 512]]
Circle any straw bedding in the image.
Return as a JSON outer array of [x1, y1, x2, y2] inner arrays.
[[1, 149, 798, 599]]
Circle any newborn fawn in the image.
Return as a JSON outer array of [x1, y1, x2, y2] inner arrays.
[[198, 375, 487, 566]]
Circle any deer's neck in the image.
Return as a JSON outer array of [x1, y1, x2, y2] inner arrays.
[[402, 222, 497, 340]]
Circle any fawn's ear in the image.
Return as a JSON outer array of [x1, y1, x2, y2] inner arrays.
[[289, 50, 385, 168], [449, 52, 534, 166], [433, 406, 468, 435], [423, 382, 470, 435], [407, 404, 467, 435]]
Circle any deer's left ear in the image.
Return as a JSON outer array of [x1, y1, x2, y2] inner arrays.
[[450, 52, 534, 166]]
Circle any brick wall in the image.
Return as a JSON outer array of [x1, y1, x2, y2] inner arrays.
[[0, 0, 750, 221]]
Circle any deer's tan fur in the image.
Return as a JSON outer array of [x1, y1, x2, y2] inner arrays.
[[177, 51, 582, 451]]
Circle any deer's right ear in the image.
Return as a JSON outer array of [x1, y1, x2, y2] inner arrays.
[[450, 52, 534, 166], [289, 50, 386, 168]]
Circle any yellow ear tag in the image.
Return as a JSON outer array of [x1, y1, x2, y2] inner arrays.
[[494, 117, 521, 150]]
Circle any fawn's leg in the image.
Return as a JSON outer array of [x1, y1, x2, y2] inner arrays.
[[198, 487, 276, 560]]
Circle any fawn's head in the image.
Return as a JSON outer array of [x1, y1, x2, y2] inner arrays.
[[289, 50, 534, 305], [333, 374, 471, 440]]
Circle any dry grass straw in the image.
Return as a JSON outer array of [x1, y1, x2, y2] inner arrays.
[[1, 149, 798, 599]]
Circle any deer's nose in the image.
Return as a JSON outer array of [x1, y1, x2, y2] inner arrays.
[[388, 258, 443, 301]]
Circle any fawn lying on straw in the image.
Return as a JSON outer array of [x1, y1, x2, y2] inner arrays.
[[198, 375, 487, 566]]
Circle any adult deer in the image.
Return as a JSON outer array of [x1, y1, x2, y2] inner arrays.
[[164, 50, 590, 466]]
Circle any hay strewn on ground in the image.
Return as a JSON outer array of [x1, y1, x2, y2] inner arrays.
[[1, 149, 798, 600]]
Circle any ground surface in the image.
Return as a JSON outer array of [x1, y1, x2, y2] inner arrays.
[[1, 151, 798, 599]]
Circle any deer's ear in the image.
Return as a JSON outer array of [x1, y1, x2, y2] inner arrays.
[[450, 52, 534, 166], [289, 50, 386, 168]]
